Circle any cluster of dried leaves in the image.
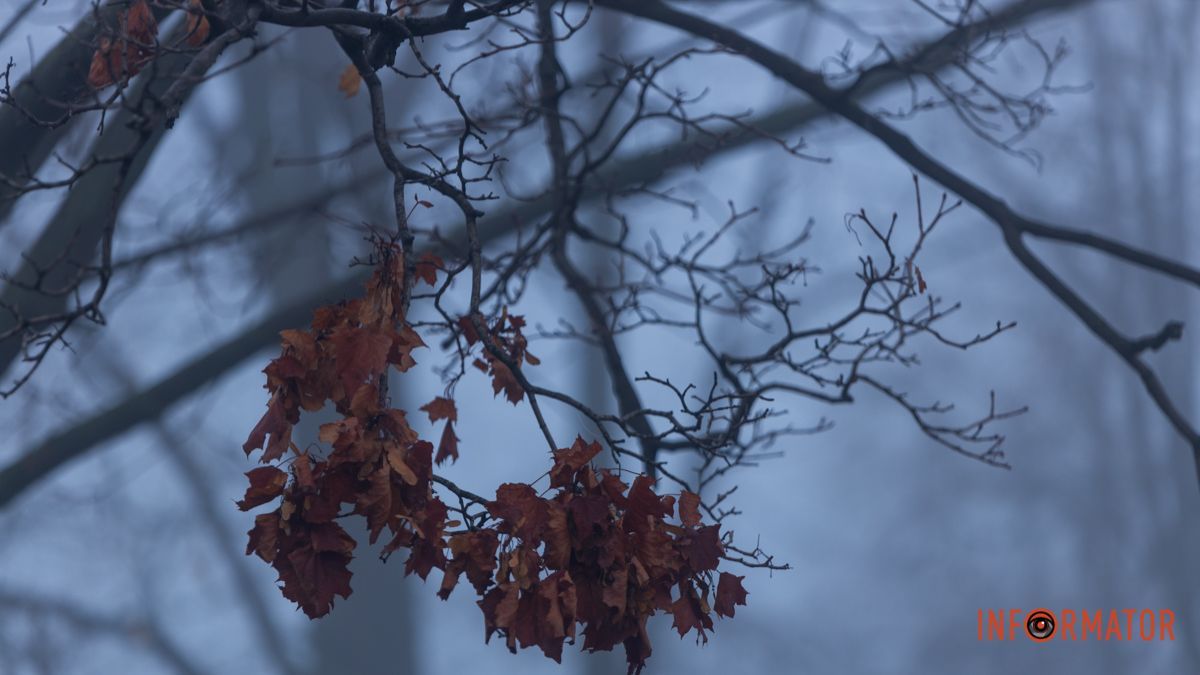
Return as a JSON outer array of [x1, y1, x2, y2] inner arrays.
[[86, 0, 210, 90], [240, 242, 438, 615], [239, 241, 746, 673], [450, 438, 748, 669]]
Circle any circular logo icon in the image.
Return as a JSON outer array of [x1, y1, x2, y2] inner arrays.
[[1026, 609, 1056, 642]]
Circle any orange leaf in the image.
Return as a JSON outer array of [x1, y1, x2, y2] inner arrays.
[[185, 0, 210, 47], [678, 490, 702, 528], [338, 64, 362, 98], [125, 0, 158, 43], [87, 38, 120, 89], [85, 0, 159, 90], [420, 396, 457, 423]]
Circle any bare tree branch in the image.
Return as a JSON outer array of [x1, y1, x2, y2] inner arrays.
[[96, 356, 302, 675], [596, 0, 1200, 480], [0, 588, 204, 675], [0, 7, 259, 395], [0, 0, 1096, 510], [0, 1, 177, 225]]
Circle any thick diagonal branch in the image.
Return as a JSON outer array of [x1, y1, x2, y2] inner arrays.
[[0, 10, 259, 393], [0, 0, 1098, 508], [0, 588, 203, 675], [596, 0, 1200, 478]]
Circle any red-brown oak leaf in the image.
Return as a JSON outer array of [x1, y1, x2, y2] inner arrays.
[[356, 462, 394, 542], [382, 442, 417, 486], [246, 511, 281, 562], [678, 490, 702, 528], [532, 571, 577, 662], [631, 527, 674, 575], [458, 315, 482, 345], [402, 439, 435, 485], [567, 494, 611, 535], [329, 325, 392, 398], [403, 497, 449, 579], [549, 436, 602, 488], [681, 524, 723, 573], [243, 396, 293, 462], [435, 421, 459, 465], [419, 396, 460, 464], [378, 408, 418, 444], [279, 329, 318, 366], [414, 252, 443, 286], [542, 502, 572, 569], [388, 325, 426, 372], [263, 354, 306, 387], [668, 584, 712, 640], [284, 543, 354, 618], [624, 475, 669, 533], [601, 565, 629, 615], [237, 466, 288, 511], [308, 521, 357, 555], [420, 396, 457, 423], [489, 483, 549, 543], [440, 529, 500, 599], [480, 582, 521, 646], [598, 470, 629, 509], [488, 358, 524, 405], [714, 572, 748, 618], [125, 0, 157, 41], [86, 0, 159, 89]]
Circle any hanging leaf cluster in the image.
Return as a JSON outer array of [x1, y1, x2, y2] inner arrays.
[[447, 437, 750, 673], [239, 240, 748, 673]]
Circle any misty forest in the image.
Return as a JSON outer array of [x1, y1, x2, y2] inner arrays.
[[1, 0, 1198, 673]]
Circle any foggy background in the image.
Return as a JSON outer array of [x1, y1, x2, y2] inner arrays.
[[1, 0, 1198, 673]]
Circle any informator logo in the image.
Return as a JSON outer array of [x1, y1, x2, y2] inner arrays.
[[977, 608, 1176, 642]]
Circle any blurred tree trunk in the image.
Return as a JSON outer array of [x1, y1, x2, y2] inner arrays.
[[1084, 3, 1200, 667], [1139, 2, 1200, 664], [230, 27, 418, 675], [577, 13, 631, 673], [0, 3, 174, 226], [0, 15, 203, 379]]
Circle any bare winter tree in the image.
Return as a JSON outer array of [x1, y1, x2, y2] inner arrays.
[[1, 1, 1197, 673]]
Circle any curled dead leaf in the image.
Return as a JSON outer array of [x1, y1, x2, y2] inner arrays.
[[185, 0, 211, 47]]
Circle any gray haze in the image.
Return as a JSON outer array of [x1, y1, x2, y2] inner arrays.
[[1, 1, 1197, 674]]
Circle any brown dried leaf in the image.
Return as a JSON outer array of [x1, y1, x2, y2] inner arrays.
[[184, 0, 210, 47], [420, 396, 457, 423], [435, 421, 459, 465], [237, 466, 288, 511], [678, 490, 702, 528], [338, 63, 362, 98], [548, 436, 601, 489], [386, 444, 420, 486], [714, 572, 748, 618], [414, 252, 443, 287]]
